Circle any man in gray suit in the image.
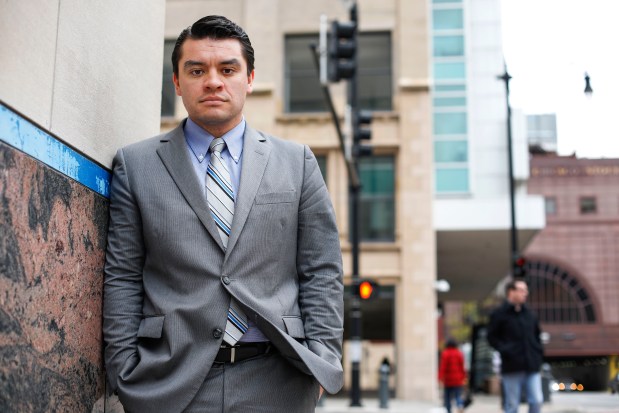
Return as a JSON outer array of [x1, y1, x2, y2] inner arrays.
[[103, 15, 344, 413]]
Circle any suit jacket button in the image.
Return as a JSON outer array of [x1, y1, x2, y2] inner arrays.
[[222, 276, 230, 285], [213, 328, 223, 338]]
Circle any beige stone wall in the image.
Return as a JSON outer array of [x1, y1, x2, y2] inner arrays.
[[163, 0, 437, 401], [0, 0, 166, 167]]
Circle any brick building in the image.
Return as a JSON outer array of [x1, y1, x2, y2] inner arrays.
[[526, 153, 619, 389]]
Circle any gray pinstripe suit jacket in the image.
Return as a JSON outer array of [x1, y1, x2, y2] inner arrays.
[[102, 122, 344, 413]]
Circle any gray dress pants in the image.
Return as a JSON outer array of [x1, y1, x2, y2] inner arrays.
[[183, 351, 321, 413]]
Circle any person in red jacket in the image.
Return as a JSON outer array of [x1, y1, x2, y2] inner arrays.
[[439, 338, 467, 413]]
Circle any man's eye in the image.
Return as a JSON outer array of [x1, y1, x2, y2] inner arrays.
[[190, 69, 204, 76], [222, 68, 234, 75]]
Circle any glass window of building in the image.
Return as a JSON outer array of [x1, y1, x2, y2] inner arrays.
[[344, 285, 394, 340], [433, 112, 467, 135], [161, 39, 176, 118], [435, 168, 469, 192], [285, 32, 392, 113], [433, 62, 466, 80], [315, 154, 327, 185], [433, 35, 464, 57], [545, 197, 557, 215], [357, 156, 395, 241], [284, 35, 327, 113], [432, 9, 463, 30], [434, 140, 468, 163], [432, 0, 467, 194], [357, 32, 392, 111], [433, 96, 466, 107], [579, 197, 597, 214]]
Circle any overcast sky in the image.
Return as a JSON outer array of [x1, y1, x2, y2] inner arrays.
[[501, 0, 619, 158]]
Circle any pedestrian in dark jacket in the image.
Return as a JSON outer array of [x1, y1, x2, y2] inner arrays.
[[487, 278, 544, 413], [439, 338, 466, 413]]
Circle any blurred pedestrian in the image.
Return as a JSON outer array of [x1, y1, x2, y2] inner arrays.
[[439, 338, 467, 413], [487, 278, 544, 413]]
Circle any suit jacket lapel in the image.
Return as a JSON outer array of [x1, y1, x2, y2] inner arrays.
[[225, 126, 270, 258], [156, 123, 225, 251]]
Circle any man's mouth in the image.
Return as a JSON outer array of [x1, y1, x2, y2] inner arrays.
[[200, 96, 226, 103]]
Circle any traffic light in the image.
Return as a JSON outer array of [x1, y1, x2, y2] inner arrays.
[[513, 255, 527, 278], [327, 20, 357, 82], [356, 279, 379, 300], [353, 109, 372, 157]]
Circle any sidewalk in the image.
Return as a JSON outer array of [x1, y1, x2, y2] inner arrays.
[[316, 393, 619, 413]]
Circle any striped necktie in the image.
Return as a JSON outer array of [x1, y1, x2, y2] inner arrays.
[[206, 138, 248, 345]]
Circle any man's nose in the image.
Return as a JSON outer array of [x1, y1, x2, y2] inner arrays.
[[203, 70, 224, 89]]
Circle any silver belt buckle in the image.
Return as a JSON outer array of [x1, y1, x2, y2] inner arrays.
[[230, 346, 236, 363]]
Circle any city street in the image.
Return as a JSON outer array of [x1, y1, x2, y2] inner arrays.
[[317, 392, 619, 413]]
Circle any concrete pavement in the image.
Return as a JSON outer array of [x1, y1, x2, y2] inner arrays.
[[316, 392, 619, 413]]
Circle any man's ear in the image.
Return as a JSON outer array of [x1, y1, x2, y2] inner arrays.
[[173, 72, 182, 96], [246, 70, 255, 94]]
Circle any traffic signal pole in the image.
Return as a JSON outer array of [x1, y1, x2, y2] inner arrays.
[[311, 2, 366, 406], [347, 3, 363, 407]]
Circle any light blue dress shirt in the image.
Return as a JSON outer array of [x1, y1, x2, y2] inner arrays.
[[184, 117, 244, 196], [184, 117, 268, 343]]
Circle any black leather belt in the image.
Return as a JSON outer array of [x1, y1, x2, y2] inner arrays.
[[214, 342, 275, 363]]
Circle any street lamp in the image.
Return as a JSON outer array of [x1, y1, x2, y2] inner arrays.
[[584, 72, 593, 97], [497, 65, 519, 278], [498, 67, 595, 279]]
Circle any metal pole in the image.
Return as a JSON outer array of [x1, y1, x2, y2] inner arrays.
[[348, 1, 363, 407], [498, 65, 518, 273]]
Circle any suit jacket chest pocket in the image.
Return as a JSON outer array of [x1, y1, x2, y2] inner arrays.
[[255, 191, 296, 205]]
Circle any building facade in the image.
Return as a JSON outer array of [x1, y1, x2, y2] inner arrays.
[[526, 154, 619, 390], [430, 0, 545, 303]]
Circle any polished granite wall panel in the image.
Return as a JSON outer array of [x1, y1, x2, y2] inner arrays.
[[0, 141, 108, 412]]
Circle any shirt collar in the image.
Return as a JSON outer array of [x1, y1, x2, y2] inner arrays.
[[184, 117, 245, 164]]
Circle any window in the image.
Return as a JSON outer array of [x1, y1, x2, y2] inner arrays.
[[161, 40, 176, 117], [315, 154, 327, 184], [357, 32, 392, 111], [284, 35, 326, 113], [433, 112, 467, 135], [432, 1, 468, 194], [434, 140, 467, 162], [579, 197, 597, 214], [344, 285, 394, 340], [433, 35, 464, 57], [433, 62, 466, 80], [545, 197, 557, 215], [526, 260, 596, 323], [357, 156, 395, 241], [435, 168, 469, 192], [285, 32, 392, 113], [433, 96, 466, 107], [432, 9, 463, 30]]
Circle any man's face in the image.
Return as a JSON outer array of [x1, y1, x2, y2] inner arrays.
[[508, 280, 529, 305], [173, 37, 254, 137]]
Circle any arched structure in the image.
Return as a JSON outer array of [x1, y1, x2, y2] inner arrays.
[[524, 258, 596, 324]]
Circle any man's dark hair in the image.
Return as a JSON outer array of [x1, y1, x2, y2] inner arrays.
[[446, 338, 458, 348], [505, 278, 526, 296], [172, 15, 255, 77]]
